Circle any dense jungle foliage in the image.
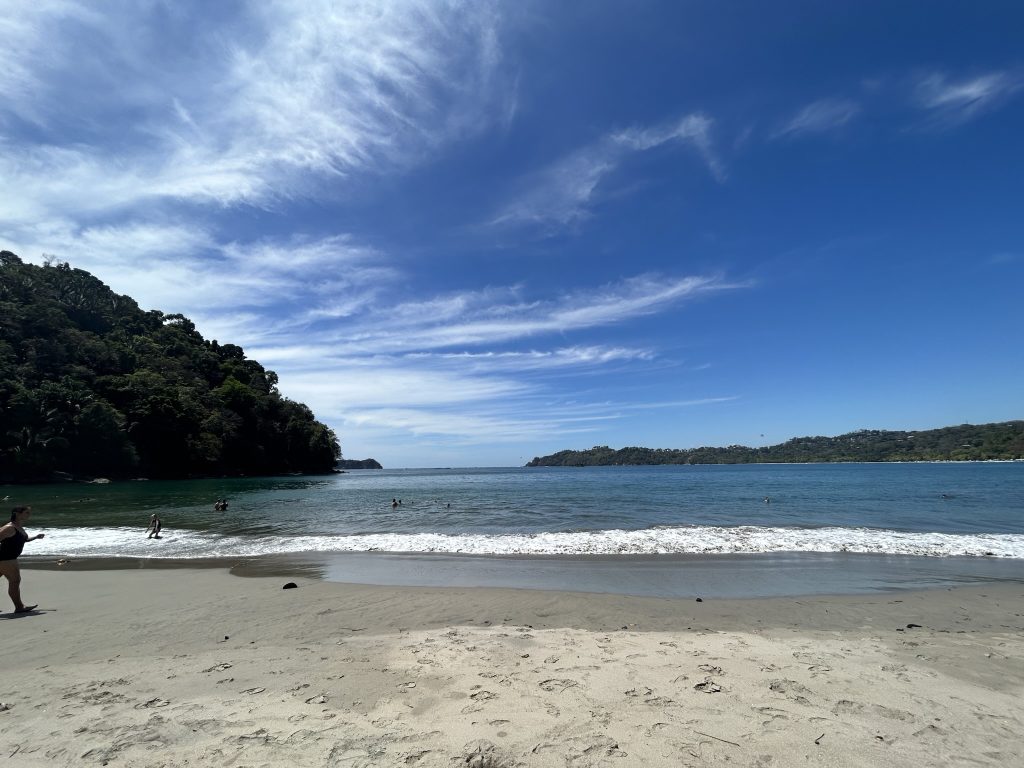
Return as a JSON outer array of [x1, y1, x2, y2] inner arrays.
[[1, 251, 340, 482], [527, 421, 1024, 466]]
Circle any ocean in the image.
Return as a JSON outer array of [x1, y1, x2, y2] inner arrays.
[[11, 462, 1024, 597]]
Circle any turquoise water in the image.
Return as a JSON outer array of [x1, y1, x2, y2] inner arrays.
[[9, 462, 1024, 560]]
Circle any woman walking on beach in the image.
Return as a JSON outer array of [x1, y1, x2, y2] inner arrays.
[[0, 506, 45, 613]]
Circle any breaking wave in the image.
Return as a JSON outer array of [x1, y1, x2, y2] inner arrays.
[[28, 524, 1024, 559]]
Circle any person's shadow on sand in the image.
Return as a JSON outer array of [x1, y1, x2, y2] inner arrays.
[[0, 608, 53, 619]]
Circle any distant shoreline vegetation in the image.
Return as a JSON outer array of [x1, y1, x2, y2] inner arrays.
[[526, 421, 1024, 467], [336, 459, 383, 470], [1, 251, 341, 483]]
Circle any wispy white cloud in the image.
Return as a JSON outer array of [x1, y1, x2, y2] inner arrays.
[[236, 268, 741, 446], [4, 220, 222, 310], [0, 1, 101, 128], [491, 113, 722, 229], [6, 225, 391, 327], [281, 368, 529, 410], [321, 393, 733, 445], [913, 70, 1023, 127], [0, 0, 511, 227], [293, 274, 740, 355], [337, 406, 614, 443], [772, 98, 860, 139], [329, 389, 740, 446], [247, 346, 655, 376], [407, 346, 656, 372], [618, 396, 737, 410], [611, 114, 725, 180], [9, 212, 739, 361]]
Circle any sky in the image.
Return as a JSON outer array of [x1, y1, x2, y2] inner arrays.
[[2, 1, 1022, 468]]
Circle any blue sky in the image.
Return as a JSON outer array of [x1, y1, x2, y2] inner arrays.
[[2, 1, 1022, 467]]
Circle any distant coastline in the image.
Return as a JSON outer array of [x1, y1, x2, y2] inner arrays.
[[526, 420, 1024, 466], [336, 458, 383, 470]]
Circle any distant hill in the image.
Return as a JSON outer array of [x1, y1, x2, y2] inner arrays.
[[1, 251, 341, 482], [337, 458, 383, 469], [526, 421, 1024, 466]]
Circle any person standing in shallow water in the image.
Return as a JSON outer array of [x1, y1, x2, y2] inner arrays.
[[0, 506, 45, 613]]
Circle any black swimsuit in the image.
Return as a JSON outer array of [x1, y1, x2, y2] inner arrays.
[[0, 528, 28, 561]]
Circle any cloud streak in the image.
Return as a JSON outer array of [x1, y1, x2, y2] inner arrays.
[[913, 70, 1023, 127], [0, 0, 512, 228], [289, 273, 740, 355], [772, 98, 860, 139], [492, 113, 722, 229]]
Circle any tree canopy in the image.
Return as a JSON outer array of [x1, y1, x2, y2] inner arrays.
[[526, 421, 1024, 466], [1, 251, 340, 481]]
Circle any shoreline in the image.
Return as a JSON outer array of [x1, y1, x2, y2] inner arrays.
[[8, 565, 1024, 633], [4, 568, 1023, 766], [21, 549, 1024, 599]]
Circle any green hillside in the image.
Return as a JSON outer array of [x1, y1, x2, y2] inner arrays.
[[1, 251, 340, 482], [526, 421, 1024, 466]]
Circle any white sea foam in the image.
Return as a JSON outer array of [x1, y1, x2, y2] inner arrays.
[[28, 525, 1024, 559]]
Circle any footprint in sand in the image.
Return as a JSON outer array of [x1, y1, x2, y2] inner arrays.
[[693, 679, 723, 693], [202, 662, 233, 673], [460, 739, 511, 768], [881, 663, 911, 682], [539, 679, 578, 693], [135, 698, 171, 709], [754, 705, 791, 724], [403, 749, 433, 765], [305, 694, 328, 704], [768, 679, 811, 705], [831, 700, 863, 715], [697, 664, 723, 675], [872, 704, 915, 722], [398, 682, 417, 690], [912, 723, 946, 737], [240, 687, 266, 695], [470, 690, 497, 701]]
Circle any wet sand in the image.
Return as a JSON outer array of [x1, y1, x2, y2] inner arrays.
[[3, 567, 1023, 766], [24, 550, 1024, 598]]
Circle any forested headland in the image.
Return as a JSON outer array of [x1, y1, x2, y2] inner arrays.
[[1, 251, 340, 482], [526, 421, 1024, 466], [337, 459, 383, 469]]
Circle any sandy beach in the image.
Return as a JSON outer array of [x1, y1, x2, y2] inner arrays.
[[3, 566, 1023, 767]]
